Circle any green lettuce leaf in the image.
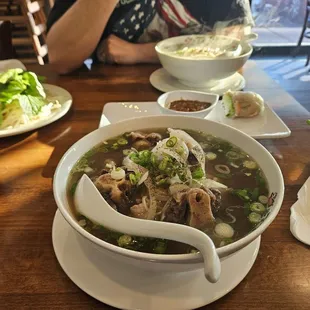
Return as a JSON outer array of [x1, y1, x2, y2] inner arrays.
[[0, 68, 47, 116], [0, 68, 23, 84], [17, 94, 46, 116]]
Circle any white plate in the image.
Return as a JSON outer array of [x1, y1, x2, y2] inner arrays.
[[0, 59, 73, 138], [150, 68, 245, 95], [52, 210, 260, 310], [99, 101, 291, 139], [0, 59, 26, 71], [0, 84, 72, 138]]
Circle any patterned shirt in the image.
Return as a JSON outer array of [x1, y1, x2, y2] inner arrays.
[[47, 0, 254, 60]]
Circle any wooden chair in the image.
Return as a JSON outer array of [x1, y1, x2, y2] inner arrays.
[[0, 0, 48, 64], [296, 0, 310, 66], [0, 20, 14, 59]]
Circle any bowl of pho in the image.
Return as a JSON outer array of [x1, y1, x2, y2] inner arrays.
[[53, 116, 284, 274], [155, 34, 253, 88]]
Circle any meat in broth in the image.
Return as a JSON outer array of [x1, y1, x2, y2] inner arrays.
[[67, 128, 270, 254]]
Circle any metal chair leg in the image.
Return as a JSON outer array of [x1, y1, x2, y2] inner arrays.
[[306, 53, 310, 67]]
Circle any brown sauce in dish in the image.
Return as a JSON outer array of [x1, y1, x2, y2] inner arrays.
[[169, 100, 211, 112]]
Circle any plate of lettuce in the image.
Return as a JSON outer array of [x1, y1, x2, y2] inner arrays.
[[0, 67, 72, 137]]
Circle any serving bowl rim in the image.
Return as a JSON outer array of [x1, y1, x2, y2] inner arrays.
[[157, 90, 219, 116], [155, 34, 253, 61], [53, 115, 284, 263]]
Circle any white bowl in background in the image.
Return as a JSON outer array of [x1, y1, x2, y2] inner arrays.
[[155, 35, 252, 88], [53, 116, 284, 275], [157, 90, 219, 118]]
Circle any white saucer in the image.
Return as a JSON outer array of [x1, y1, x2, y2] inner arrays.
[[52, 210, 260, 310], [150, 68, 245, 95]]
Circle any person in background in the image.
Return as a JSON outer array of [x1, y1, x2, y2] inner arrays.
[[47, 0, 254, 74]]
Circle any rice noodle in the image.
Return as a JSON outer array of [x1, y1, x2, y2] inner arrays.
[[138, 171, 149, 185], [225, 205, 243, 224], [160, 198, 173, 221], [142, 196, 149, 211], [123, 156, 157, 220]]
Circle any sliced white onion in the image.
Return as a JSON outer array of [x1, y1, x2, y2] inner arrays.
[[138, 171, 149, 185], [169, 183, 189, 195], [169, 174, 183, 185], [214, 223, 234, 238], [111, 168, 126, 180], [84, 167, 94, 174], [199, 178, 227, 189]]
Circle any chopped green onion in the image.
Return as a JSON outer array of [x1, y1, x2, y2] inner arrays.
[[129, 173, 137, 185], [111, 143, 119, 150], [123, 149, 132, 156], [139, 150, 151, 163], [158, 156, 169, 171], [117, 137, 128, 145], [117, 235, 132, 247], [150, 153, 157, 166], [206, 152, 217, 160], [251, 187, 260, 201], [243, 160, 258, 170], [233, 189, 250, 201], [153, 240, 167, 254], [215, 164, 231, 175], [166, 136, 177, 147], [258, 195, 268, 204], [248, 212, 262, 224], [226, 151, 240, 160], [156, 177, 169, 186], [129, 153, 140, 164], [250, 202, 266, 213], [192, 166, 204, 179]]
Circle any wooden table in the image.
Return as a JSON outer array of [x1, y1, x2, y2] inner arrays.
[[1, 61, 310, 310]]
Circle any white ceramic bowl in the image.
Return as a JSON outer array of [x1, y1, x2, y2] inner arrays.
[[53, 116, 284, 274], [157, 90, 218, 118], [155, 35, 252, 88]]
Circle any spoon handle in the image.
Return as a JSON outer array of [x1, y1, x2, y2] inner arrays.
[[75, 174, 221, 283]]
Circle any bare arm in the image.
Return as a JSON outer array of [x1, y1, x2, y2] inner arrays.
[[47, 0, 118, 74], [98, 35, 159, 65]]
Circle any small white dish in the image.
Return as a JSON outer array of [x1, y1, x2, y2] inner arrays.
[[157, 90, 219, 118], [290, 177, 310, 246], [0, 84, 73, 138], [99, 101, 290, 139], [52, 209, 261, 310], [150, 68, 245, 95]]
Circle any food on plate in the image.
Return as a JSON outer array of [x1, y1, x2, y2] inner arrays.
[[68, 128, 270, 254], [0, 68, 61, 130], [168, 100, 211, 112], [222, 90, 265, 119]]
